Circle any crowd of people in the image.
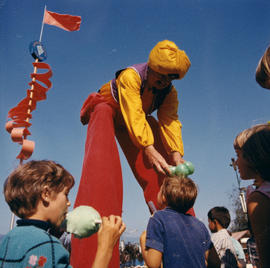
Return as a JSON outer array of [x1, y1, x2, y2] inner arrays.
[[0, 40, 270, 268], [119, 242, 143, 267]]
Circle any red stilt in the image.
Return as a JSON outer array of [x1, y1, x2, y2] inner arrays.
[[71, 101, 122, 268]]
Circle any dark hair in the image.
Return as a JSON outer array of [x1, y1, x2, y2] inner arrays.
[[255, 46, 270, 89], [4, 160, 75, 218], [161, 176, 197, 213], [208, 206, 231, 228]]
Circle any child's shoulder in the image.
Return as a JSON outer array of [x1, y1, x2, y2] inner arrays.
[[153, 207, 200, 222], [0, 225, 61, 260], [0, 225, 70, 268], [10, 225, 55, 239], [211, 229, 230, 241]]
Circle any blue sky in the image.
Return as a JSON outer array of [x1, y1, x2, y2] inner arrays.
[[1, 0, 270, 239]]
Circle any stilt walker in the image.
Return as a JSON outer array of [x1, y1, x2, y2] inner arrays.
[[71, 40, 195, 268]]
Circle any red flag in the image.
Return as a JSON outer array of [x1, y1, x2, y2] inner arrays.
[[43, 10, 81, 31]]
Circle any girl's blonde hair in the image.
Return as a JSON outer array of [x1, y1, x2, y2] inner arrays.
[[234, 123, 270, 181], [256, 46, 270, 89]]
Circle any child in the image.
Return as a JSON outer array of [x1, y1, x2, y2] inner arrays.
[[0, 160, 125, 268], [140, 176, 220, 268], [234, 123, 270, 268], [207, 207, 238, 267]]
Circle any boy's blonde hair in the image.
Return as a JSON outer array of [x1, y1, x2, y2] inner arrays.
[[160, 176, 197, 213], [4, 160, 75, 218], [234, 123, 270, 181]]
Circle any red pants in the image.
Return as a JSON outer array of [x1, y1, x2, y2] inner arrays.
[[70, 94, 194, 268]]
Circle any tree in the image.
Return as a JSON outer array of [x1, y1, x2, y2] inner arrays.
[[229, 158, 248, 232], [228, 185, 248, 232]]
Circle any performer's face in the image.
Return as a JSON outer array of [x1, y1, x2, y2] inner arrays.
[[147, 68, 172, 90]]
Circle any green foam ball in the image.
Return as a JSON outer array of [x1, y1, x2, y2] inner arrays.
[[169, 166, 177, 176], [184, 161, 195, 175], [65, 206, 101, 239], [175, 164, 189, 177]]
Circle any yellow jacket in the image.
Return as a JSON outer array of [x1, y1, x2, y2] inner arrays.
[[99, 67, 184, 156]]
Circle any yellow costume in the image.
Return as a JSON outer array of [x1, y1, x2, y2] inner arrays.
[[99, 67, 184, 155]]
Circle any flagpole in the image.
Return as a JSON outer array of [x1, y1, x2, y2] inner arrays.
[[39, 5, 46, 42]]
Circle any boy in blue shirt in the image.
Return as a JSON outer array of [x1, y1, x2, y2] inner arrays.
[[0, 160, 125, 268], [140, 176, 220, 268]]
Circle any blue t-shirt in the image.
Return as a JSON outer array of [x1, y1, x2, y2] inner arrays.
[[146, 207, 212, 268]]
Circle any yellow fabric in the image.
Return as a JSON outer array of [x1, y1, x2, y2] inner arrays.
[[117, 69, 155, 148], [148, 40, 191, 79], [157, 86, 183, 155], [99, 68, 184, 155], [98, 82, 119, 109]]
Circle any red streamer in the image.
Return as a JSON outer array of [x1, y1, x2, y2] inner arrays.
[[6, 61, 53, 160]]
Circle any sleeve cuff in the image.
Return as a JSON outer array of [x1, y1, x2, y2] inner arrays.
[[146, 239, 164, 253]]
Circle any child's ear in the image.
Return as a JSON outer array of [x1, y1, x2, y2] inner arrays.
[[213, 219, 220, 230], [162, 194, 167, 206], [41, 186, 51, 205], [162, 195, 166, 203]]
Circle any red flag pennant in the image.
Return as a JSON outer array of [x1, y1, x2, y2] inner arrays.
[[44, 10, 81, 31]]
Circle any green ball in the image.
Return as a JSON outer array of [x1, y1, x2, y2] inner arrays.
[[66, 206, 101, 239], [175, 164, 189, 177], [184, 161, 195, 175], [169, 166, 177, 176]]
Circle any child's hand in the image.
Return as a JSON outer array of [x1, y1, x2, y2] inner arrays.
[[97, 215, 126, 250], [93, 215, 126, 268]]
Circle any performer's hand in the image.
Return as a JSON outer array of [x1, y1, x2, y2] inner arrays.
[[143, 145, 171, 175], [93, 215, 126, 268], [170, 151, 185, 166]]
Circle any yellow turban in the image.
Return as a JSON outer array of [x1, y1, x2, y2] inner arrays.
[[148, 40, 191, 79]]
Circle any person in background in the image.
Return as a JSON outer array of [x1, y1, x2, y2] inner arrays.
[[246, 237, 259, 268], [228, 231, 246, 268], [234, 123, 270, 268], [140, 176, 220, 268], [208, 206, 238, 267], [0, 160, 125, 268]]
